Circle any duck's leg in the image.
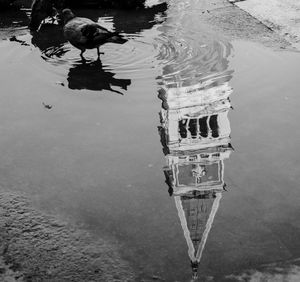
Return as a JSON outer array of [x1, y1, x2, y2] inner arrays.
[[80, 49, 86, 62], [97, 47, 100, 59], [97, 47, 104, 60]]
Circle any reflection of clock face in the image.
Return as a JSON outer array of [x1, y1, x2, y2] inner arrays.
[[192, 164, 206, 178], [177, 162, 221, 187]]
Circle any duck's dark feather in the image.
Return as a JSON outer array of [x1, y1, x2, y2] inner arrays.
[[64, 17, 125, 50]]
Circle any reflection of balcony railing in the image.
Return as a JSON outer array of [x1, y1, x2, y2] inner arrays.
[[160, 102, 231, 152], [179, 115, 220, 139]]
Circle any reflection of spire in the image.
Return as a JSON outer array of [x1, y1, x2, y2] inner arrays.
[[175, 191, 222, 277]]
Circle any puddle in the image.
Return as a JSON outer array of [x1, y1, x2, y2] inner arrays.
[[1, 0, 300, 281]]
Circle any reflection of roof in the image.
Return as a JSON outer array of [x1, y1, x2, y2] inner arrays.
[[175, 191, 222, 264], [159, 82, 233, 110]]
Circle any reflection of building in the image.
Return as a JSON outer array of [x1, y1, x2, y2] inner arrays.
[[156, 1, 234, 279], [159, 77, 233, 279]]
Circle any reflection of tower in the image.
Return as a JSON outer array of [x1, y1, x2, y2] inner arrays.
[[159, 82, 233, 278], [158, 62, 233, 280], [156, 3, 234, 279]]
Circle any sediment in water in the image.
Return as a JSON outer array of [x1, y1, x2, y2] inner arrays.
[[0, 190, 135, 282]]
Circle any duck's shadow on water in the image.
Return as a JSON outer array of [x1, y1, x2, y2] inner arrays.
[[68, 59, 131, 94]]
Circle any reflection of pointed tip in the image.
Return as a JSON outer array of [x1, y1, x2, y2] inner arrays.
[[191, 261, 199, 280], [191, 267, 198, 281], [229, 143, 235, 151]]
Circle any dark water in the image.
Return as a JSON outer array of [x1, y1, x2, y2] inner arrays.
[[1, 0, 300, 281]]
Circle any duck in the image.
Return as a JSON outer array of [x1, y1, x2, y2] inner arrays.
[[62, 9, 127, 60], [29, 0, 62, 31]]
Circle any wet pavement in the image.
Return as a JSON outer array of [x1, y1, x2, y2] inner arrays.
[[235, 0, 300, 49], [1, 0, 300, 281]]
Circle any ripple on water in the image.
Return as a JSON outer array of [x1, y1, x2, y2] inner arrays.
[[155, 32, 233, 88], [35, 30, 162, 80], [101, 37, 160, 79], [154, 0, 234, 89]]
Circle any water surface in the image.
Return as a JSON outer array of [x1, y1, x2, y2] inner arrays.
[[1, 1, 300, 281]]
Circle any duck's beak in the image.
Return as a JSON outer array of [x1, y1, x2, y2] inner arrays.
[[56, 10, 64, 25]]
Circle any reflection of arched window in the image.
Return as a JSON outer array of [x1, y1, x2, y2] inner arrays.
[[178, 115, 220, 140], [209, 115, 219, 138], [179, 119, 188, 138], [188, 119, 198, 139], [199, 117, 208, 137]]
